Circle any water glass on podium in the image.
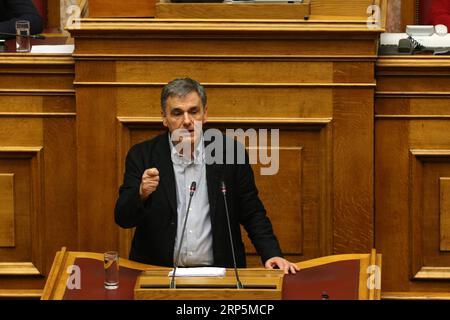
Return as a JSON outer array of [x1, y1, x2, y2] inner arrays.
[[15, 20, 31, 53], [104, 251, 119, 290]]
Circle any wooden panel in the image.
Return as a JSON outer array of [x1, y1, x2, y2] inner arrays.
[[252, 144, 304, 255], [409, 150, 450, 280], [0, 56, 74, 92], [0, 54, 76, 295], [0, 118, 43, 146], [88, 0, 156, 17], [376, 55, 450, 294], [401, 0, 416, 32], [376, 97, 450, 117], [156, 3, 311, 19], [114, 86, 334, 119], [77, 87, 118, 253], [47, 0, 61, 29], [114, 61, 335, 84], [377, 76, 450, 93], [0, 74, 73, 91], [311, 0, 374, 16], [0, 95, 75, 114], [0, 149, 42, 273], [42, 117, 78, 273], [0, 174, 14, 247], [375, 119, 410, 292], [74, 37, 377, 57], [333, 88, 374, 253], [0, 262, 40, 275], [440, 178, 450, 251]]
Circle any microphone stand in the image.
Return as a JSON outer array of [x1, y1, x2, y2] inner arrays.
[[170, 181, 197, 289], [0, 32, 46, 40], [221, 181, 243, 289]]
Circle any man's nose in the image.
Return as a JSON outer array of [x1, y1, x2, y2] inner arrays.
[[182, 112, 192, 126]]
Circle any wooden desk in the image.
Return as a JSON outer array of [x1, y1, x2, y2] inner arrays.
[[42, 248, 379, 300]]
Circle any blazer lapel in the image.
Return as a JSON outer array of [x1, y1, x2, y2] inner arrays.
[[154, 132, 177, 217], [205, 134, 225, 227]]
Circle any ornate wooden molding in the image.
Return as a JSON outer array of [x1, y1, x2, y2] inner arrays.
[[0, 262, 41, 276]]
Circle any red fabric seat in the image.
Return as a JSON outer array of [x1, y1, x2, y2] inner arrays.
[[419, 0, 433, 24]]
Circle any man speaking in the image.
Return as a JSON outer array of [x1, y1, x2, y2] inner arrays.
[[115, 78, 298, 274]]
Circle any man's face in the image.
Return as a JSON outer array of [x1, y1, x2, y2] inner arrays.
[[162, 91, 208, 147]]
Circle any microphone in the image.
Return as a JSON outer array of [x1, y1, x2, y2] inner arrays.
[[0, 32, 46, 40], [170, 181, 196, 289], [220, 181, 243, 289]]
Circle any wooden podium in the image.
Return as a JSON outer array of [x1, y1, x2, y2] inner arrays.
[[41, 247, 381, 300], [134, 268, 284, 300]]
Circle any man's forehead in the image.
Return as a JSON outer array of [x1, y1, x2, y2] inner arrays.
[[167, 93, 203, 108]]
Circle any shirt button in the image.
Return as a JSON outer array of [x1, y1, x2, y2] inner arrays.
[[189, 230, 193, 234], [188, 251, 193, 256]]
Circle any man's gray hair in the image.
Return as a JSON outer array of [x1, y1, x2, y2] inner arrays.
[[161, 78, 207, 114]]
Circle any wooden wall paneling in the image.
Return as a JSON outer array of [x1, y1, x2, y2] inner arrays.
[[0, 148, 44, 286], [440, 177, 450, 251], [108, 56, 340, 265], [155, 3, 312, 20], [375, 114, 410, 292], [0, 174, 14, 247], [311, 0, 374, 16], [74, 37, 378, 57], [377, 56, 450, 296], [47, 0, 61, 29], [76, 86, 119, 253], [42, 115, 77, 275], [409, 150, 450, 281], [332, 87, 374, 253], [88, 0, 156, 17], [0, 55, 75, 296], [69, 18, 381, 272], [401, 0, 416, 32], [332, 60, 376, 254], [409, 149, 425, 280], [246, 122, 334, 265]]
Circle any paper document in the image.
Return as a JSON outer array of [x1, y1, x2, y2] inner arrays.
[[31, 45, 74, 54], [168, 267, 226, 277]]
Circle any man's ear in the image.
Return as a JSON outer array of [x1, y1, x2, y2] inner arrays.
[[203, 105, 208, 124], [161, 111, 168, 127]]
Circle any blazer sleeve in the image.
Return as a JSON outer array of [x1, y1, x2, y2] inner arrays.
[[235, 142, 283, 264], [114, 144, 150, 228], [430, 0, 450, 28], [0, 0, 43, 35]]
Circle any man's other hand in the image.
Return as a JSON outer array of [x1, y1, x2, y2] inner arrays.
[[265, 256, 300, 274]]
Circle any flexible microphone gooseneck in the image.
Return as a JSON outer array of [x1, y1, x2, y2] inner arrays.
[[220, 181, 243, 289], [170, 181, 197, 289], [0, 32, 46, 40]]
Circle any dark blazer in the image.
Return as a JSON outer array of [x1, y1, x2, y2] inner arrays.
[[0, 0, 43, 36], [115, 131, 283, 268]]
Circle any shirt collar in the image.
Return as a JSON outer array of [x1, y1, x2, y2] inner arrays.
[[168, 132, 205, 165]]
